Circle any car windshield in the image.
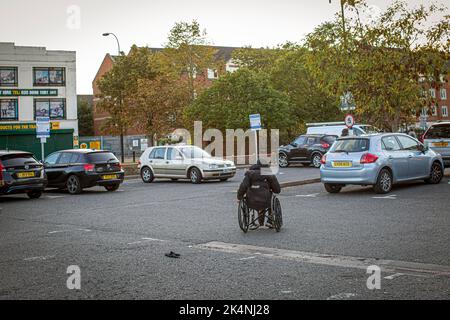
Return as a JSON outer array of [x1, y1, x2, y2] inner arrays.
[[87, 152, 119, 163], [179, 147, 211, 159], [330, 138, 370, 153], [425, 124, 450, 139], [359, 125, 382, 134]]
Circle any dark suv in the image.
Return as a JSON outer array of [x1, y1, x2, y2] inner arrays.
[[279, 134, 337, 168], [0, 150, 46, 199], [44, 149, 125, 194]]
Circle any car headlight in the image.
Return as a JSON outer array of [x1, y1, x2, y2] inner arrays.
[[209, 164, 219, 169]]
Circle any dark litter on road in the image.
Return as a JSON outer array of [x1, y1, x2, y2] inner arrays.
[[165, 251, 181, 259]]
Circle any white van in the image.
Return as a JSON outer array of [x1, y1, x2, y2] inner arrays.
[[306, 122, 382, 137]]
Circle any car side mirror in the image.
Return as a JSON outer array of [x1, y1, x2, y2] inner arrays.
[[418, 144, 426, 153], [291, 142, 298, 147]]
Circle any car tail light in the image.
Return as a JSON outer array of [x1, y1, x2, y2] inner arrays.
[[0, 161, 4, 180], [360, 153, 379, 164], [321, 142, 330, 149], [320, 154, 327, 165], [84, 164, 95, 172]]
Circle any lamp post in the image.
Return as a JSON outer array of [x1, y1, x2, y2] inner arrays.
[[103, 32, 125, 163]]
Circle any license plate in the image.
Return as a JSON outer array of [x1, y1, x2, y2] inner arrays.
[[102, 174, 117, 180], [332, 161, 353, 168], [433, 142, 449, 147], [17, 172, 35, 178]]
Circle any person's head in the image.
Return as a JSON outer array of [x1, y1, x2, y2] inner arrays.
[[341, 128, 349, 136]]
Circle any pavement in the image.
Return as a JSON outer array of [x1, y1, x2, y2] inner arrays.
[[0, 166, 449, 300]]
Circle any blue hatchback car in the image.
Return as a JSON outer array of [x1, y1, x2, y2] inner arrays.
[[320, 133, 444, 194]]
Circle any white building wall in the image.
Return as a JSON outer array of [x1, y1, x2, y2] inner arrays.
[[0, 42, 78, 136]]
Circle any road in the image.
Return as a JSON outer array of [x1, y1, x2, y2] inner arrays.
[[0, 167, 449, 300]]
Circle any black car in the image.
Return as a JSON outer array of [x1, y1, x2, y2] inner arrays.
[[0, 150, 46, 199], [44, 149, 125, 194], [279, 134, 337, 168]]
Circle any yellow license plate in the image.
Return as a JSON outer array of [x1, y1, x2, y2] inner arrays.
[[433, 142, 449, 147], [17, 172, 35, 178], [332, 161, 353, 168], [102, 174, 117, 180]]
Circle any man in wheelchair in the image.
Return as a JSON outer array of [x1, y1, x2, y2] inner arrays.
[[237, 161, 281, 229]]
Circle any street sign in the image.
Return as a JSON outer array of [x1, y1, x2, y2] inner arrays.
[[36, 117, 50, 138], [345, 114, 355, 128], [340, 91, 356, 111], [249, 114, 262, 131]]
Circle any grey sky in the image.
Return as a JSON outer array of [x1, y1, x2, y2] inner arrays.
[[0, 0, 447, 94]]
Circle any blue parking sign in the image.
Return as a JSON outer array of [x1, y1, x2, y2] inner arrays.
[[249, 114, 262, 131]]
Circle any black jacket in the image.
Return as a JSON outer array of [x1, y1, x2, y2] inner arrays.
[[237, 165, 281, 210]]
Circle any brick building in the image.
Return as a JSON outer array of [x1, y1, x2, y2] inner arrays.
[[418, 73, 449, 127]]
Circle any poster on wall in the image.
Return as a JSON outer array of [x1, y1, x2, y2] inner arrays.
[[0, 69, 16, 85], [49, 69, 64, 84], [35, 70, 50, 85], [35, 100, 50, 117], [50, 100, 64, 118], [0, 100, 17, 119]]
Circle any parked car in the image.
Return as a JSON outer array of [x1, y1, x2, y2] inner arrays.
[[420, 122, 450, 168], [0, 150, 46, 199], [320, 133, 444, 194], [44, 149, 124, 194], [306, 122, 382, 137], [138, 145, 236, 184], [279, 134, 337, 168]]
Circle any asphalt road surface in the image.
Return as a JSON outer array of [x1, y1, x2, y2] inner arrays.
[[1, 167, 449, 300]]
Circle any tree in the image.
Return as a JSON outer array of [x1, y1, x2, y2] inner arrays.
[[77, 99, 93, 136], [162, 20, 220, 102], [304, 0, 449, 131], [231, 46, 283, 73], [185, 69, 295, 141]]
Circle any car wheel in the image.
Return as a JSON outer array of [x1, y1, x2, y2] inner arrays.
[[311, 153, 323, 168], [425, 162, 443, 184], [279, 153, 289, 168], [189, 168, 202, 184], [66, 175, 82, 195], [324, 183, 342, 194], [105, 184, 120, 192], [141, 167, 154, 183], [27, 190, 42, 199], [373, 168, 393, 194]]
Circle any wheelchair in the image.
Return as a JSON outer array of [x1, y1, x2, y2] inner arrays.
[[238, 195, 283, 233]]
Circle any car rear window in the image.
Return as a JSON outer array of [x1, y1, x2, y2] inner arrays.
[[322, 136, 337, 144], [330, 138, 370, 153], [0, 154, 39, 167], [425, 124, 450, 139], [87, 152, 118, 163]]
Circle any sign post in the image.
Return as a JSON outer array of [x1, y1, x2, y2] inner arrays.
[[36, 117, 50, 161], [249, 114, 262, 163]]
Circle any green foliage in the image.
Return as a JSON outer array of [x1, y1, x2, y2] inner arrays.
[[77, 99, 94, 136], [185, 69, 295, 140]]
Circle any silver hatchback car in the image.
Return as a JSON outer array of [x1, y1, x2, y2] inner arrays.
[[320, 133, 444, 194]]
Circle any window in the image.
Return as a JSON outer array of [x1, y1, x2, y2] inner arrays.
[[425, 124, 450, 139], [34, 98, 66, 119], [207, 69, 218, 79], [432, 106, 437, 116], [397, 136, 419, 151], [0, 67, 18, 86], [382, 136, 401, 151], [58, 153, 73, 164], [33, 67, 65, 86], [442, 106, 448, 118], [149, 148, 166, 160], [306, 137, 316, 145], [1, 154, 39, 166], [44, 153, 60, 165], [87, 152, 118, 162], [293, 136, 307, 146], [0, 99, 18, 121], [330, 139, 370, 153], [167, 148, 183, 161], [441, 89, 447, 100], [429, 88, 436, 99]]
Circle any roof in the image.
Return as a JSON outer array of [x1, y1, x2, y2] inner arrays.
[[55, 149, 110, 154], [0, 150, 33, 156]]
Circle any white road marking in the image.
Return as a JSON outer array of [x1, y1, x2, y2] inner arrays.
[[327, 293, 357, 300], [372, 194, 397, 200], [24, 255, 56, 262], [296, 193, 320, 198], [127, 237, 166, 245], [281, 290, 292, 294], [238, 256, 257, 261], [48, 229, 91, 234], [384, 273, 405, 280], [45, 195, 65, 199], [195, 242, 450, 278]]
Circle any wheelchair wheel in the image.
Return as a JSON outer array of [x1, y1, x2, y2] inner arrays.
[[238, 200, 250, 233], [272, 197, 283, 232]]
